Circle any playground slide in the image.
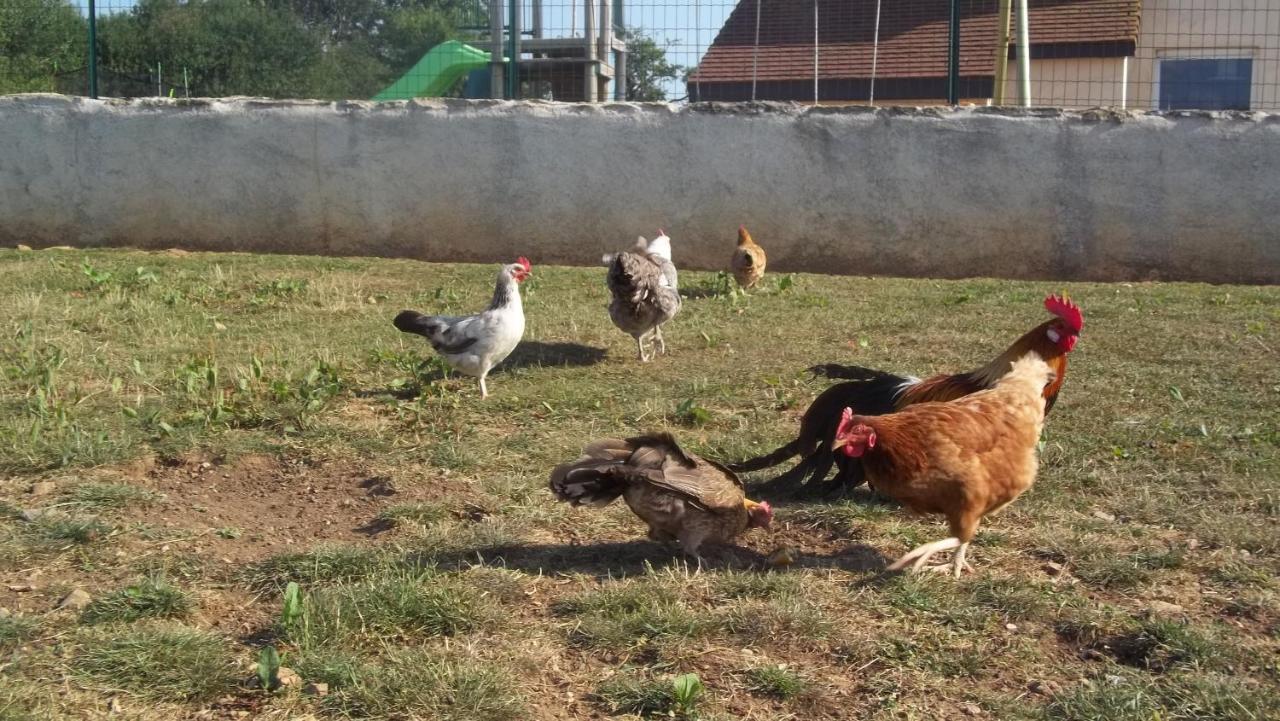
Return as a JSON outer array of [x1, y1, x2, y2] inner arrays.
[[373, 40, 494, 101]]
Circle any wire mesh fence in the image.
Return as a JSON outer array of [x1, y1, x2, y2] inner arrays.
[[2, 0, 1278, 109]]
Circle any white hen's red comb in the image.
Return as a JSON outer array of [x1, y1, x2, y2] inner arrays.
[[1044, 293, 1083, 333], [516, 256, 532, 272]]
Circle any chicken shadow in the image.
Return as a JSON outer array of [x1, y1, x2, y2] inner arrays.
[[680, 283, 735, 301], [355, 341, 605, 400], [410, 538, 890, 578], [499, 341, 607, 370]]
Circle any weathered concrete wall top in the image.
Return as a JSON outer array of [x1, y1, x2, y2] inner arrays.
[[2, 94, 1278, 283]]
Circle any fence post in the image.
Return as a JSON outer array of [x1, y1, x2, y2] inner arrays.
[[507, 0, 520, 99], [947, 0, 960, 104], [87, 0, 99, 98]]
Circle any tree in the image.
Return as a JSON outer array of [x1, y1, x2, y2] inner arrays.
[[95, 0, 324, 98], [0, 0, 86, 94], [621, 28, 683, 102]]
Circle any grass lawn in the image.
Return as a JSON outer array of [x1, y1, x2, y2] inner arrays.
[[0, 247, 1277, 720]]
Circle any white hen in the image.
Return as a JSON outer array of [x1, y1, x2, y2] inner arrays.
[[393, 257, 531, 398]]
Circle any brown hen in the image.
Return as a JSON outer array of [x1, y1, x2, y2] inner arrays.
[[730, 225, 767, 289], [550, 433, 772, 558], [831, 354, 1053, 577]]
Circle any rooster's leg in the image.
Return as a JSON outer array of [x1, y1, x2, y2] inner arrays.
[[478, 373, 489, 399], [924, 543, 973, 577], [634, 334, 649, 362], [886, 537, 962, 573], [653, 326, 666, 356]]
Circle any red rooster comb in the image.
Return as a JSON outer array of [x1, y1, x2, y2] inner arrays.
[[1044, 293, 1083, 333], [516, 256, 532, 272], [836, 407, 855, 436]]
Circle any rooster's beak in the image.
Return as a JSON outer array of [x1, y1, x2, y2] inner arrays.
[[831, 437, 848, 452]]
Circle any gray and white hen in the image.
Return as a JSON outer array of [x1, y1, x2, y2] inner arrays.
[[603, 231, 680, 362]]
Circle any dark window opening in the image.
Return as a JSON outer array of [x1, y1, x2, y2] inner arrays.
[[1159, 58, 1252, 110]]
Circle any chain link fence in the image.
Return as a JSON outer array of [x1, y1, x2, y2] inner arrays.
[[2, 0, 1277, 109]]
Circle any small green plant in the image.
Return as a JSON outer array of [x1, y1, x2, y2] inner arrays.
[[675, 398, 711, 426], [81, 260, 114, 288], [280, 581, 303, 633], [215, 527, 242, 539], [250, 278, 308, 305], [671, 673, 704, 717], [775, 273, 795, 292], [257, 645, 282, 691]]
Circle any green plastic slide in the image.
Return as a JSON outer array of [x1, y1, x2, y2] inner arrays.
[[373, 40, 494, 101]]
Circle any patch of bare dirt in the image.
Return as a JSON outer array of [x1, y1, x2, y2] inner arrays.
[[110, 452, 451, 565]]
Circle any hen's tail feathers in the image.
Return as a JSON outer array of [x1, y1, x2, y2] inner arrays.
[[803, 367, 914, 417], [549, 438, 643, 508], [727, 438, 803, 473], [393, 310, 437, 337], [808, 364, 899, 383]]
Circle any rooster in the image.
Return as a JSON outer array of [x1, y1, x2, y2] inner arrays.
[[730, 225, 767, 289], [392, 257, 531, 398], [604, 231, 680, 362], [549, 433, 773, 559], [831, 354, 1053, 577], [732, 294, 1082, 496]]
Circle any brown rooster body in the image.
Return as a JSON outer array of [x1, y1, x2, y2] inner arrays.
[[732, 294, 1082, 496], [832, 354, 1054, 577], [549, 433, 772, 557], [730, 225, 767, 289]]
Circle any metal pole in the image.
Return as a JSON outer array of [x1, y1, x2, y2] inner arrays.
[[532, 0, 542, 38], [1120, 55, 1128, 109], [947, 0, 960, 104], [869, 0, 881, 105], [489, 0, 504, 98], [583, 0, 597, 101], [507, 0, 520, 99], [750, 0, 761, 101], [812, 0, 819, 105], [87, 0, 98, 98], [1016, 0, 1031, 106], [991, 0, 1012, 104]]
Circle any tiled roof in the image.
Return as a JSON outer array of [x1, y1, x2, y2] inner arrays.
[[688, 0, 1140, 100]]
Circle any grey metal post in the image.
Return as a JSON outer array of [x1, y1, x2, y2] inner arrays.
[[87, 0, 98, 98], [599, 0, 611, 100], [489, 0, 505, 98], [616, 50, 627, 100], [532, 0, 542, 38], [508, 0, 521, 99], [1016, 0, 1031, 106], [583, 0, 597, 101]]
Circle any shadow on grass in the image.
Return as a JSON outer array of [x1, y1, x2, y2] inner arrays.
[[417, 539, 889, 578], [356, 341, 606, 400], [500, 341, 607, 370]]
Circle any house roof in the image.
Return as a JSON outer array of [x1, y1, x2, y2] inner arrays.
[[688, 0, 1141, 101]]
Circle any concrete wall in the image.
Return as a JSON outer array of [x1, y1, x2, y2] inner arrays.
[[1, 94, 1278, 284]]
